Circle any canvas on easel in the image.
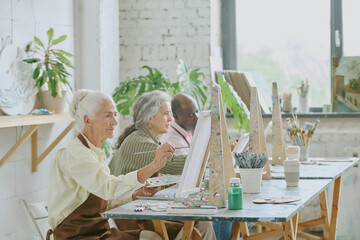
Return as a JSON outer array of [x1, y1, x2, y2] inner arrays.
[[175, 83, 235, 208], [175, 111, 211, 198], [248, 87, 271, 180], [271, 82, 286, 165]]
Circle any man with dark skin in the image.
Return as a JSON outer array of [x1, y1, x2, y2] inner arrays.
[[160, 93, 199, 155]]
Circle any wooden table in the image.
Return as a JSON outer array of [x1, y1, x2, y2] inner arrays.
[[266, 158, 360, 240], [104, 179, 333, 240]]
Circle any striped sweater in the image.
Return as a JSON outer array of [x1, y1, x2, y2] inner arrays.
[[109, 128, 186, 176]]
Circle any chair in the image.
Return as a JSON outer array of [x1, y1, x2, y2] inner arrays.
[[20, 199, 52, 240]]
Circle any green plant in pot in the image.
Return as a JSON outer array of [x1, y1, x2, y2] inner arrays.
[[23, 27, 73, 112], [113, 60, 250, 134], [113, 59, 208, 116]]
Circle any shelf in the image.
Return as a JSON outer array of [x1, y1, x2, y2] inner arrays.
[[0, 113, 75, 172]]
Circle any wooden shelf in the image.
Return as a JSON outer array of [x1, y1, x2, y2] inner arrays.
[[0, 113, 75, 172]]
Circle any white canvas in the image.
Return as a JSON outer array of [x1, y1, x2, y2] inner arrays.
[[175, 111, 211, 198]]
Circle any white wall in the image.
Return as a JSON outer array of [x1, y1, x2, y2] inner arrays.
[[0, 0, 74, 239], [74, 0, 119, 96]]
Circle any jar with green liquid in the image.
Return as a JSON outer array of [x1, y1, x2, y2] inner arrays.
[[228, 177, 243, 210]]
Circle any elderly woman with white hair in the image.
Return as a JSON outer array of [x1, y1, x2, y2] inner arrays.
[[109, 90, 216, 240], [46, 89, 175, 240]]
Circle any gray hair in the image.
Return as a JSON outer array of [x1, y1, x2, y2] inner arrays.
[[69, 89, 114, 132], [115, 90, 171, 149], [133, 90, 171, 128]]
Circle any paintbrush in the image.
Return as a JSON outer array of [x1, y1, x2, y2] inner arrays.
[[134, 146, 190, 155]]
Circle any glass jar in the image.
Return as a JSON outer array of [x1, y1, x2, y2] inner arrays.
[[228, 177, 243, 210]]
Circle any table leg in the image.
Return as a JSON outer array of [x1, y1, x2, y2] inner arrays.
[[239, 222, 250, 238], [319, 189, 330, 239], [329, 176, 342, 240], [152, 220, 169, 240], [231, 222, 241, 240], [282, 216, 295, 240], [181, 221, 195, 240]]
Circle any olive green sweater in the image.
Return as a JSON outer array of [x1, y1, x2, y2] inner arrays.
[[109, 128, 186, 176]]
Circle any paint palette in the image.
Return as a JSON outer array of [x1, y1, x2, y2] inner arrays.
[[146, 175, 181, 188], [253, 196, 301, 204]]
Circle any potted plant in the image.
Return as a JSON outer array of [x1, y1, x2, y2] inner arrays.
[[23, 28, 73, 112], [112, 59, 208, 116], [112, 60, 250, 133]]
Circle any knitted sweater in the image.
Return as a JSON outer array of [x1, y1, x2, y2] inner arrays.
[[109, 128, 187, 176]]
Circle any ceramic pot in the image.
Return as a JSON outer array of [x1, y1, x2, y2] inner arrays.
[[42, 90, 68, 113]]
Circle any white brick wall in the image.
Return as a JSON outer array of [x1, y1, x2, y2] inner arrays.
[[119, 0, 211, 94], [0, 0, 74, 239]]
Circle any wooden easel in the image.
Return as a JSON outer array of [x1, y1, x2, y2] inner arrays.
[[271, 82, 287, 165], [248, 87, 271, 180], [208, 82, 235, 207]]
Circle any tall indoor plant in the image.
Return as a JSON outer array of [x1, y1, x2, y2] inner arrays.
[[112, 59, 208, 116], [112, 60, 249, 132], [23, 28, 73, 112]]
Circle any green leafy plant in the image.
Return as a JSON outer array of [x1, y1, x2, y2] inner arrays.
[[217, 74, 250, 132], [113, 60, 208, 116], [176, 59, 207, 110], [23, 28, 73, 98]]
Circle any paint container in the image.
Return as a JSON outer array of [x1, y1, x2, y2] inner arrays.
[[299, 145, 309, 162], [228, 177, 243, 210], [287, 145, 300, 160], [283, 160, 300, 187]]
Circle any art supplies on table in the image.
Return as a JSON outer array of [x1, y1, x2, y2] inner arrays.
[[146, 175, 181, 187], [284, 116, 320, 147], [136, 195, 175, 201], [166, 202, 218, 215], [253, 196, 301, 204], [234, 150, 268, 168]]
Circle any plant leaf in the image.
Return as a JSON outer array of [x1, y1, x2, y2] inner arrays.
[[33, 63, 42, 79], [23, 58, 39, 63], [217, 74, 250, 132], [25, 42, 32, 52], [47, 28, 54, 45], [51, 35, 67, 46], [57, 49, 73, 57], [34, 36, 45, 49]]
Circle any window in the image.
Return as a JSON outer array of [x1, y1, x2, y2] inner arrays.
[[236, 0, 331, 107], [342, 0, 360, 55]]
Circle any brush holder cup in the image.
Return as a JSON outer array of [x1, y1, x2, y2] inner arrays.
[[299, 145, 309, 162]]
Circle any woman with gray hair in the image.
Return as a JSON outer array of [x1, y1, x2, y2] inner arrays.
[[109, 90, 215, 240], [109, 90, 186, 176], [47, 89, 174, 240]]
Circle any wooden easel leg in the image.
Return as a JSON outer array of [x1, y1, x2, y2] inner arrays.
[[319, 190, 330, 239], [152, 220, 169, 240], [181, 221, 195, 240], [329, 176, 342, 240], [231, 222, 241, 240], [282, 218, 295, 240]]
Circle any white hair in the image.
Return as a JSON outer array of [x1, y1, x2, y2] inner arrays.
[[69, 89, 114, 132], [133, 90, 171, 128]]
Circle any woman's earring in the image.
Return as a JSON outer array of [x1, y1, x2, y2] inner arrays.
[[148, 124, 153, 130], [89, 127, 93, 134]]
